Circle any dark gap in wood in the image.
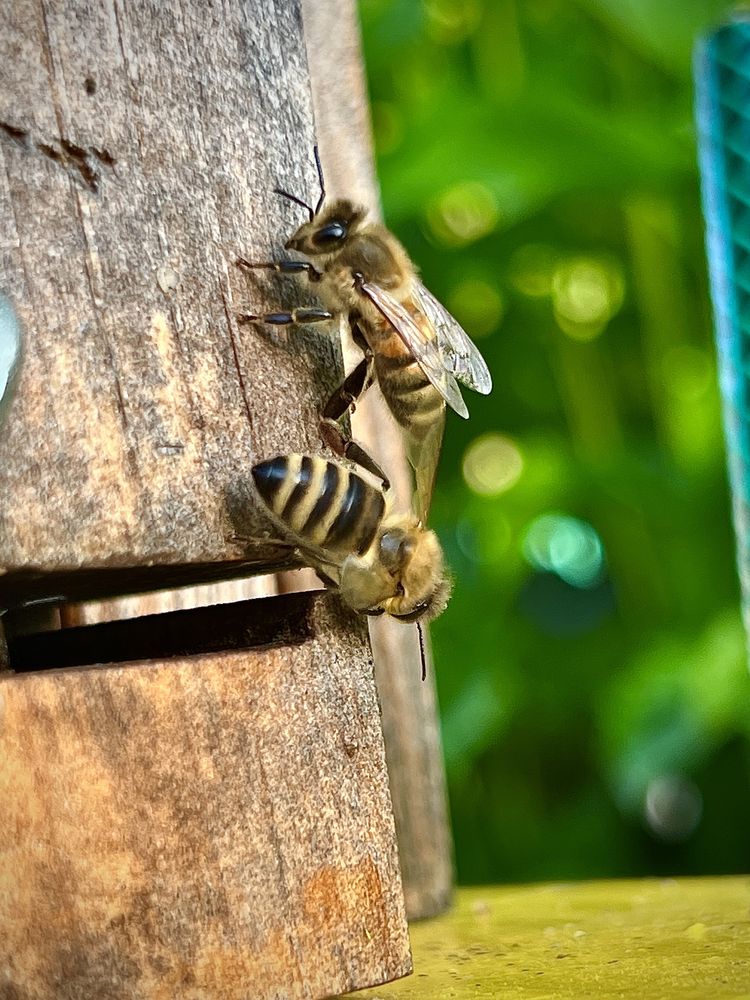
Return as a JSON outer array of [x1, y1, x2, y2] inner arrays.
[[6, 590, 321, 674], [59, 136, 89, 160], [37, 142, 63, 163], [3, 604, 61, 639], [2, 121, 115, 190], [91, 146, 116, 167], [0, 619, 8, 671], [0, 121, 29, 146], [0, 553, 299, 612]]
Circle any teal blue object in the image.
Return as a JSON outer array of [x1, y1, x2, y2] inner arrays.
[[696, 16, 750, 650], [0, 293, 22, 427]]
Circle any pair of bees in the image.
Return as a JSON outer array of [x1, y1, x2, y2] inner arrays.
[[238, 149, 492, 634]]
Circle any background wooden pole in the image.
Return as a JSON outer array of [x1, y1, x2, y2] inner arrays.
[[302, 0, 454, 920]]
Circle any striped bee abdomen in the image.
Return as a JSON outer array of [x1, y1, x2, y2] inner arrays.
[[375, 352, 444, 435], [252, 454, 385, 556]]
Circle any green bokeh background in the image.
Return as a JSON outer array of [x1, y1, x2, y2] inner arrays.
[[360, 0, 750, 883]]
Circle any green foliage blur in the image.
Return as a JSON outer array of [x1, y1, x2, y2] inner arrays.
[[360, 0, 750, 883]]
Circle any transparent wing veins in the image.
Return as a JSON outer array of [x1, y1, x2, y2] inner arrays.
[[356, 278, 469, 418], [413, 281, 492, 395]]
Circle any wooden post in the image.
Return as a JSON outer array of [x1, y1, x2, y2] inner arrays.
[[303, 0, 454, 919], [0, 2, 411, 996], [0, 595, 411, 999], [0, 0, 337, 592]]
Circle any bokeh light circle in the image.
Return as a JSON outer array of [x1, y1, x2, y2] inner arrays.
[[427, 181, 499, 247], [462, 433, 523, 497], [645, 774, 703, 843], [552, 256, 625, 340], [448, 278, 504, 337], [522, 512, 605, 588]]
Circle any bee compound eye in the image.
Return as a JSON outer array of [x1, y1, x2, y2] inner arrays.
[[398, 538, 414, 561], [313, 220, 347, 246], [380, 529, 409, 568]]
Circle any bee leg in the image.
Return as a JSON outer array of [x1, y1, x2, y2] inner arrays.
[[314, 568, 339, 590], [236, 307, 333, 326], [348, 315, 370, 356], [226, 533, 299, 561], [322, 356, 374, 421], [320, 356, 388, 487], [236, 258, 323, 283], [320, 418, 390, 493]]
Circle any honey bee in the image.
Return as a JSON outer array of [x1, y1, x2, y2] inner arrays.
[[237, 148, 492, 521], [252, 452, 452, 628]]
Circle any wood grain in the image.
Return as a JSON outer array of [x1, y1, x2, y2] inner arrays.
[[0, 0, 343, 600], [302, 0, 454, 920], [59, 574, 277, 628], [0, 593, 412, 999]]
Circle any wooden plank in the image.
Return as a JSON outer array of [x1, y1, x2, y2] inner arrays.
[[348, 879, 750, 999], [0, 593, 412, 999], [302, 0, 453, 920], [58, 574, 277, 628], [0, 0, 343, 602]]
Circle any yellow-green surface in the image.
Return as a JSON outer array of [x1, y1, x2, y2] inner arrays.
[[347, 879, 750, 999]]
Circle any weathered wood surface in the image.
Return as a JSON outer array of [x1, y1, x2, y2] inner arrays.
[[0, 593, 412, 1000], [347, 879, 750, 999], [303, 0, 454, 920], [0, 0, 343, 604]]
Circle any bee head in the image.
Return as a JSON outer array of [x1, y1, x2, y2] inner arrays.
[[285, 200, 367, 256], [380, 523, 453, 623]]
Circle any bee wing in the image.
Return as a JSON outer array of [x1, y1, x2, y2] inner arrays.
[[288, 542, 344, 590], [412, 281, 493, 395], [406, 414, 445, 523], [357, 278, 469, 419]]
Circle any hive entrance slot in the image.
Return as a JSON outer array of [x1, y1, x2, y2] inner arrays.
[[0, 551, 299, 614], [4, 590, 320, 674]]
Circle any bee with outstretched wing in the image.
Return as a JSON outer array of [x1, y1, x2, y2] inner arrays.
[[237, 147, 492, 522]]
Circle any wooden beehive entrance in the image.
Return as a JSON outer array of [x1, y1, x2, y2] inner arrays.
[[3, 589, 317, 674], [0, 558, 287, 615], [0, 590, 413, 999], [0, 1, 413, 995], [0, 1, 452, 994]]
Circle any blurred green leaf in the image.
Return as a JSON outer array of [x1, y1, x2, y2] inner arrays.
[[361, 0, 750, 884], [580, 0, 731, 75]]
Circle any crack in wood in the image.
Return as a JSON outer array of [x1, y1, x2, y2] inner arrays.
[[0, 119, 116, 193], [0, 121, 29, 146], [59, 137, 100, 191], [91, 146, 116, 167], [37, 141, 63, 163]]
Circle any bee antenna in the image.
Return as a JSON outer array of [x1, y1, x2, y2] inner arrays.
[[416, 621, 427, 682], [273, 187, 315, 222], [272, 146, 324, 221], [313, 144, 326, 215]]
